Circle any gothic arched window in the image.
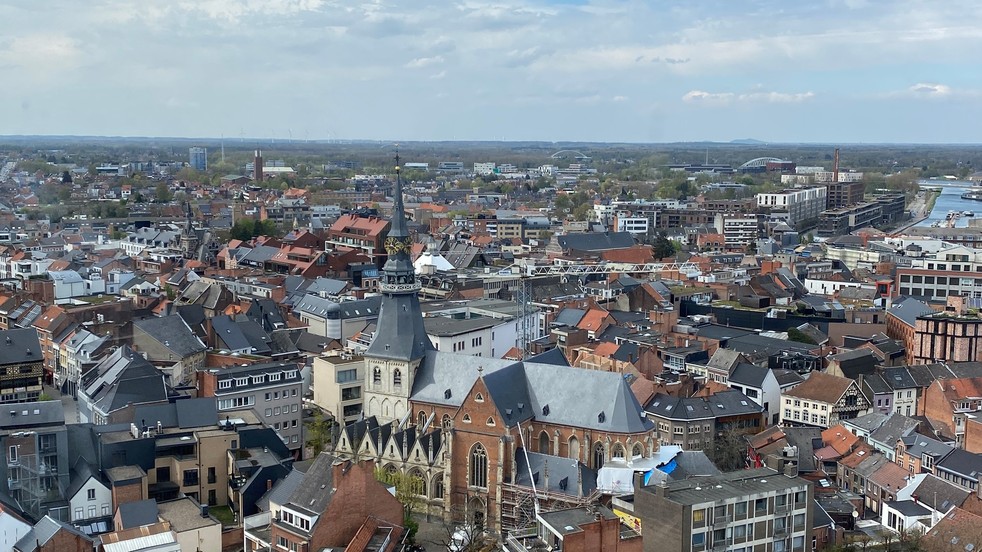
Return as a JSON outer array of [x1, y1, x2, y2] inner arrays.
[[469, 443, 488, 488], [593, 442, 605, 470], [372, 367, 381, 385], [393, 369, 402, 387]]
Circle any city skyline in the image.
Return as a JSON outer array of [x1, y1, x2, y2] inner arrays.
[[1, 0, 981, 143]]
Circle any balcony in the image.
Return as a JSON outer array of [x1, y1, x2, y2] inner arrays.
[[712, 538, 732, 551]]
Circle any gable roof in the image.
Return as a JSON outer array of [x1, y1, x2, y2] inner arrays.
[[13, 515, 94, 552], [412, 351, 652, 434], [783, 371, 857, 404], [285, 452, 336, 515], [133, 315, 206, 357]]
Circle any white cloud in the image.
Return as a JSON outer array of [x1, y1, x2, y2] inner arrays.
[[683, 90, 814, 105], [0, 34, 81, 75], [406, 56, 444, 69], [909, 82, 952, 96]]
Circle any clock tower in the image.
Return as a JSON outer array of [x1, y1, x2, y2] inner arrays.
[[362, 152, 432, 424]]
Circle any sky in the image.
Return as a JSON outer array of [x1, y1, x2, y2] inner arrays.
[[1, 0, 981, 143]]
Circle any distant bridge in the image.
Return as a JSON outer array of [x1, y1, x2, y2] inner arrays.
[[739, 157, 787, 169], [550, 150, 592, 161]]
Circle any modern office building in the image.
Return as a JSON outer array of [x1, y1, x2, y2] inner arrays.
[[825, 181, 865, 209], [817, 202, 882, 237], [635, 467, 813, 552], [188, 147, 207, 172], [756, 187, 828, 230]]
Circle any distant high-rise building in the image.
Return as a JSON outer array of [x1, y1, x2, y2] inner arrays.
[[188, 147, 207, 171], [254, 149, 264, 182]]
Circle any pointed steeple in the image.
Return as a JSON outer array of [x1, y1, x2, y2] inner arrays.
[[364, 148, 431, 362]]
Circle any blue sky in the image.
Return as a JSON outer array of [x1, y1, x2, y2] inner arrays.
[[0, 0, 980, 143]]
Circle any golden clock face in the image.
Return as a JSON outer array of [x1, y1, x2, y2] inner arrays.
[[385, 237, 411, 254]]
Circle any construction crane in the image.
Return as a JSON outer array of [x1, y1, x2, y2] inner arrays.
[[504, 261, 703, 358]]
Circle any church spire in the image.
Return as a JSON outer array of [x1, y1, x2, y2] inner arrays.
[[364, 148, 431, 363], [388, 150, 411, 240]]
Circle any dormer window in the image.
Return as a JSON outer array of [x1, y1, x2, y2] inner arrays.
[[218, 380, 231, 390]]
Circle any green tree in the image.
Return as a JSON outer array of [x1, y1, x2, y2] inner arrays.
[[702, 426, 747, 471], [787, 327, 818, 345], [653, 232, 676, 259], [305, 410, 334, 455], [155, 182, 173, 202], [374, 466, 425, 520]]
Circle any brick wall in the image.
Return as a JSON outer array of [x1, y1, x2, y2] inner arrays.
[[111, 479, 147, 510], [964, 417, 982, 454], [38, 528, 95, 552], [922, 381, 955, 437], [309, 460, 403, 550]]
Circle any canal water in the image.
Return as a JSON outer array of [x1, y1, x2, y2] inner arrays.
[[917, 180, 981, 228]]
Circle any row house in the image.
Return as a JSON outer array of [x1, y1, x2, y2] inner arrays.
[[78, 346, 171, 425], [0, 329, 44, 404], [324, 214, 390, 262], [922, 376, 982, 449], [57, 328, 110, 397], [780, 371, 872, 429], [132, 315, 207, 387], [249, 454, 404, 552], [32, 306, 75, 386]]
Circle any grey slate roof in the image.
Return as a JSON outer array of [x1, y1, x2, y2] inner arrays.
[[213, 314, 251, 351], [526, 347, 571, 367], [81, 346, 167, 416], [0, 328, 42, 366], [869, 413, 920, 446], [667, 451, 723, 481], [133, 315, 206, 357], [845, 412, 889, 434], [0, 400, 64, 430], [900, 434, 953, 462], [285, 452, 337, 515], [554, 308, 586, 327], [14, 515, 94, 551], [888, 296, 935, 328], [557, 232, 636, 252], [645, 389, 763, 421], [258, 468, 305, 512], [729, 362, 769, 388], [882, 367, 918, 390], [885, 500, 930, 517], [117, 498, 159, 529], [514, 450, 596, 497], [907, 474, 970, 513], [364, 291, 431, 362], [410, 351, 652, 434], [937, 449, 982, 481]]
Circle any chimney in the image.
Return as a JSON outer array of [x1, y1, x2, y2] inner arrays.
[[255, 150, 264, 182], [267, 478, 273, 491]]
